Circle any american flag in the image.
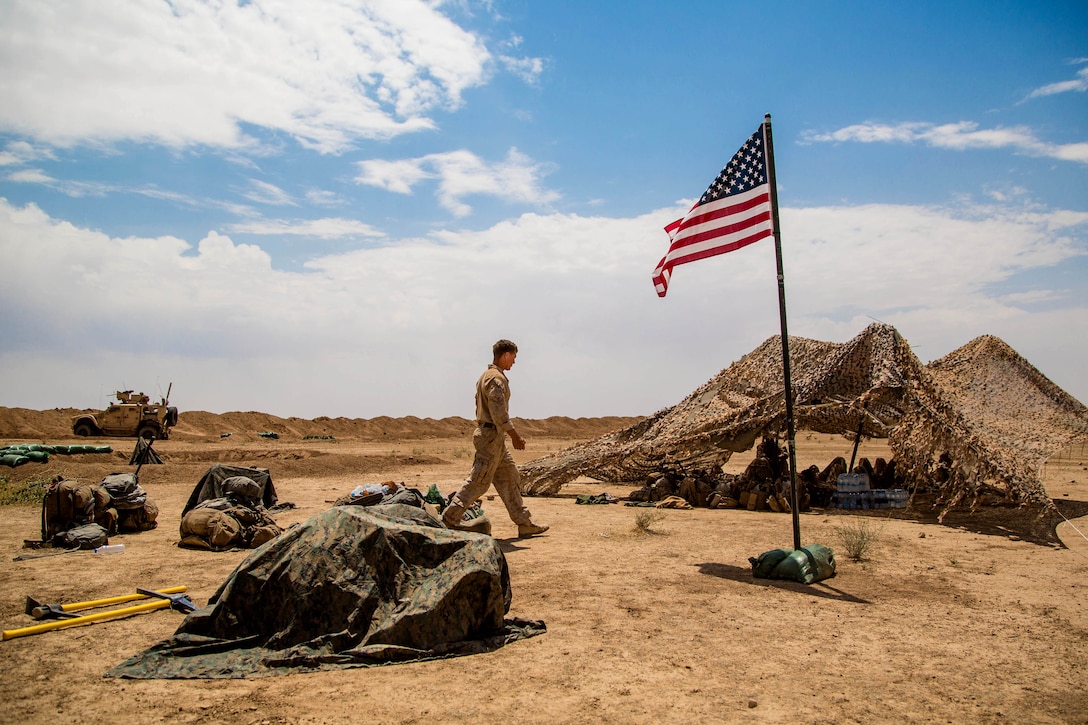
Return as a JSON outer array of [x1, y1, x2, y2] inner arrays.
[[653, 123, 774, 297]]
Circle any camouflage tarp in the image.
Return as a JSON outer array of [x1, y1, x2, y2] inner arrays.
[[182, 464, 278, 514], [107, 504, 545, 679]]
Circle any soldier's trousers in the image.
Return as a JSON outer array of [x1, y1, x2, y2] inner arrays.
[[443, 426, 531, 526]]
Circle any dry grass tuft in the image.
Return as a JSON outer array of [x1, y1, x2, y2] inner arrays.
[[834, 515, 885, 561], [632, 509, 667, 535]]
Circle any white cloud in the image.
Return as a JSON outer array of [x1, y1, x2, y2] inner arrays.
[[6, 168, 55, 184], [305, 189, 343, 206], [242, 180, 296, 206], [0, 0, 493, 152], [1026, 63, 1088, 99], [0, 140, 55, 166], [227, 217, 385, 239], [802, 121, 1088, 164], [499, 54, 545, 85], [356, 158, 437, 195], [355, 147, 559, 215], [0, 196, 1084, 418]]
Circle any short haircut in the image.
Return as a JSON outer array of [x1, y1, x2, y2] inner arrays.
[[493, 339, 518, 358]]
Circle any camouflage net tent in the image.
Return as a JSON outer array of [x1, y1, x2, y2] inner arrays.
[[522, 324, 1088, 533], [108, 504, 545, 679]]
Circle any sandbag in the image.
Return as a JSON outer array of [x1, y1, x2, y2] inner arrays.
[[748, 548, 792, 579], [751, 544, 837, 584]]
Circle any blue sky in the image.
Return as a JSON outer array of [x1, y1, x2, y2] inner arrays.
[[1, 0, 1086, 420]]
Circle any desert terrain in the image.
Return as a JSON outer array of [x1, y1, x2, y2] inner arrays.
[[1, 408, 1086, 724]]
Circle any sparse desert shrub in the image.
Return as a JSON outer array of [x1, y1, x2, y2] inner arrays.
[[834, 515, 884, 561], [635, 507, 665, 531]]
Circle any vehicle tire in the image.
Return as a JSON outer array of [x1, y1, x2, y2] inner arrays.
[[73, 421, 97, 437], [137, 423, 160, 440]]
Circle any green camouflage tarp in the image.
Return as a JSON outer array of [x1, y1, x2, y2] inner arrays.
[[106, 503, 545, 679]]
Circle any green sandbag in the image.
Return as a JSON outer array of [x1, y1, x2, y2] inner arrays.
[[804, 544, 837, 582], [748, 548, 793, 578], [1, 454, 29, 467], [769, 544, 837, 584], [25, 451, 49, 463]]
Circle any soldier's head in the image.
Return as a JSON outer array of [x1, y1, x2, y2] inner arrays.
[[493, 339, 518, 370]]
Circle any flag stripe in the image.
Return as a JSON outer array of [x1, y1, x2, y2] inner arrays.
[[659, 187, 772, 269], [662, 226, 772, 268], [666, 196, 771, 251], [669, 190, 771, 241]]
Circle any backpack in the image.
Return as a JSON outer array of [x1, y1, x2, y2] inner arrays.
[[119, 498, 159, 532], [53, 522, 109, 550], [100, 473, 158, 532], [41, 479, 96, 541], [178, 507, 244, 550]]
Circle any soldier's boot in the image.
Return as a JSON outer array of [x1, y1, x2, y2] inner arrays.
[[517, 522, 549, 538], [442, 499, 492, 534]]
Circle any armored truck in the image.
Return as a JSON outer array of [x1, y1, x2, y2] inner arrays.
[[71, 387, 178, 440]]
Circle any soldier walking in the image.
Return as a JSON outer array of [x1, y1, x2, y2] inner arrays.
[[442, 339, 549, 538]]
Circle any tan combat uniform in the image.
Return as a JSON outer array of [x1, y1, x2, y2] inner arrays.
[[443, 364, 532, 526]]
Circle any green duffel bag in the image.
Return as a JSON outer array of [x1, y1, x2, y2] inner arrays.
[[748, 548, 793, 579]]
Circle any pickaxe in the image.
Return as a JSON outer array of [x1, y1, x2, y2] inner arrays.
[[24, 586, 188, 620], [135, 587, 196, 613], [3, 586, 191, 641]]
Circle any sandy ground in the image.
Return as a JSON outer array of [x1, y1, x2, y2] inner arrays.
[[1, 423, 1086, 724]]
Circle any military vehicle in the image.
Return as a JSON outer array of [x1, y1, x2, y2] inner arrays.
[[71, 385, 178, 440]]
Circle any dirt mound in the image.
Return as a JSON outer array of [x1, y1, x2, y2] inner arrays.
[[0, 407, 641, 443], [0, 407, 88, 440]]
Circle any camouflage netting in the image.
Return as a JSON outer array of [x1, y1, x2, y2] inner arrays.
[[107, 504, 545, 679], [521, 323, 1088, 520]]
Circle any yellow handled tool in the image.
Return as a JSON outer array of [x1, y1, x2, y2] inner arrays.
[[26, 586, 187, 619], [4, 600, 170, 640], [4, 586, 195, 641]]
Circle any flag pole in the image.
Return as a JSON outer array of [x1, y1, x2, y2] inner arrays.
[[762, 113, 802, 551]]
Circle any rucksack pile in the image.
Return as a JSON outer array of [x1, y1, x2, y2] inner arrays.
[[41, 473, 159, 549], [99, 473, 160, 533], [178, 476, 283, 551]]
